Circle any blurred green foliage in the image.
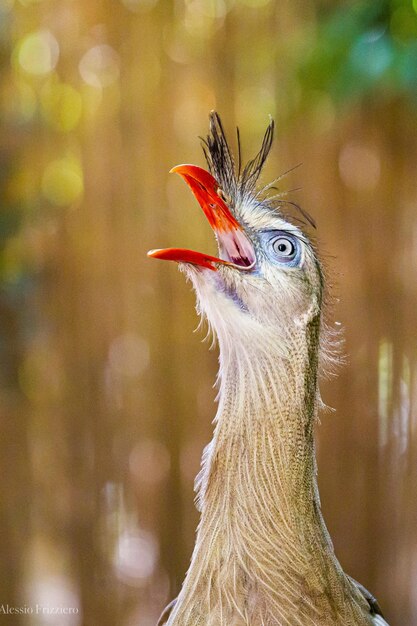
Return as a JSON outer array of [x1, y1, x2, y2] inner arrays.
[[297, 0, 417, 106]]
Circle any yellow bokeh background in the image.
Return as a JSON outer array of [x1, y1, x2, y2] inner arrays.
[[0, 1, 417, 624]]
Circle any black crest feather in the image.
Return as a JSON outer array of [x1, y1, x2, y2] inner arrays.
[[239, 115, 274, 195], [201, 111, 316, 230], [201, 112, 238, 198], [201, 111, 274, 202]]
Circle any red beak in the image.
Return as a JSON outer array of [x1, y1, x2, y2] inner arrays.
[[148, 165, 256, 271]]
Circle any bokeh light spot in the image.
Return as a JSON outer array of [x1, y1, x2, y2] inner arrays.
[[378, 338, 393, 448], [79, 44, 120, 88], [349, 32, 392, 79], [40, 82, 82, 132], [114, 529, 158, 586], [184, 0, 225, 38], [338, 142, 381, 192], [42, 156, 84, 206], [16, 29, 59, 76], [28, 575, 80, 626], [163, 24, 194, 65]]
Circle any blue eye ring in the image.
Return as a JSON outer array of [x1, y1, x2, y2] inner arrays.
[[264, 230, 302, 267]]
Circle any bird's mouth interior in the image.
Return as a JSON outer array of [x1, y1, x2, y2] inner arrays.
[[147, 164, 256, 271]]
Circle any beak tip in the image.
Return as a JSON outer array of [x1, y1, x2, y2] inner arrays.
[[169, 164, 188, 175]]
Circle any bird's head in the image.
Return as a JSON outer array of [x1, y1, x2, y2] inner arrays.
[[149, 112, 324, 355]]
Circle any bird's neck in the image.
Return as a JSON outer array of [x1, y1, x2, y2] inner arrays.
[[171, 317, 370, 625], [199, 317, 320, 508], [197, 317, 326, 564]]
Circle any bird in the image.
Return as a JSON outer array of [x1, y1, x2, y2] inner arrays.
[[148, 112, 388, 626]]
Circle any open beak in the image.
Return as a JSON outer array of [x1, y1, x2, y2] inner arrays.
[[147, 165, 256, 271]]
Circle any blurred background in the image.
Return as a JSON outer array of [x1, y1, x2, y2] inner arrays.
[[0, 0, 416, 624]]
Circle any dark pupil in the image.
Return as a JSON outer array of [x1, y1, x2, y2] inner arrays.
[[278, 243, 287, 252]]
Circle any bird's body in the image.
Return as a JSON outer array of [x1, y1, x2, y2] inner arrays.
[[149, 113, 388, 626]]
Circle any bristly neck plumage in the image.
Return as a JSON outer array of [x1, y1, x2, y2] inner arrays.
[[167, 307, 372, 626]]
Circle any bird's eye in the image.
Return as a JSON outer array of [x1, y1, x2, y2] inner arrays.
[[260, 230, 303, 267], [272, 238, 294, 256], [271, 236, 296, 261]]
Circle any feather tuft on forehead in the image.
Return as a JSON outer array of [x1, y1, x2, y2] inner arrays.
[[201, 111, 316, 230], [201, 111, 274, 204]]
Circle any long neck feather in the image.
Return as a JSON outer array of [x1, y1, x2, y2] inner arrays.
[[167, 312, 372, 626]]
